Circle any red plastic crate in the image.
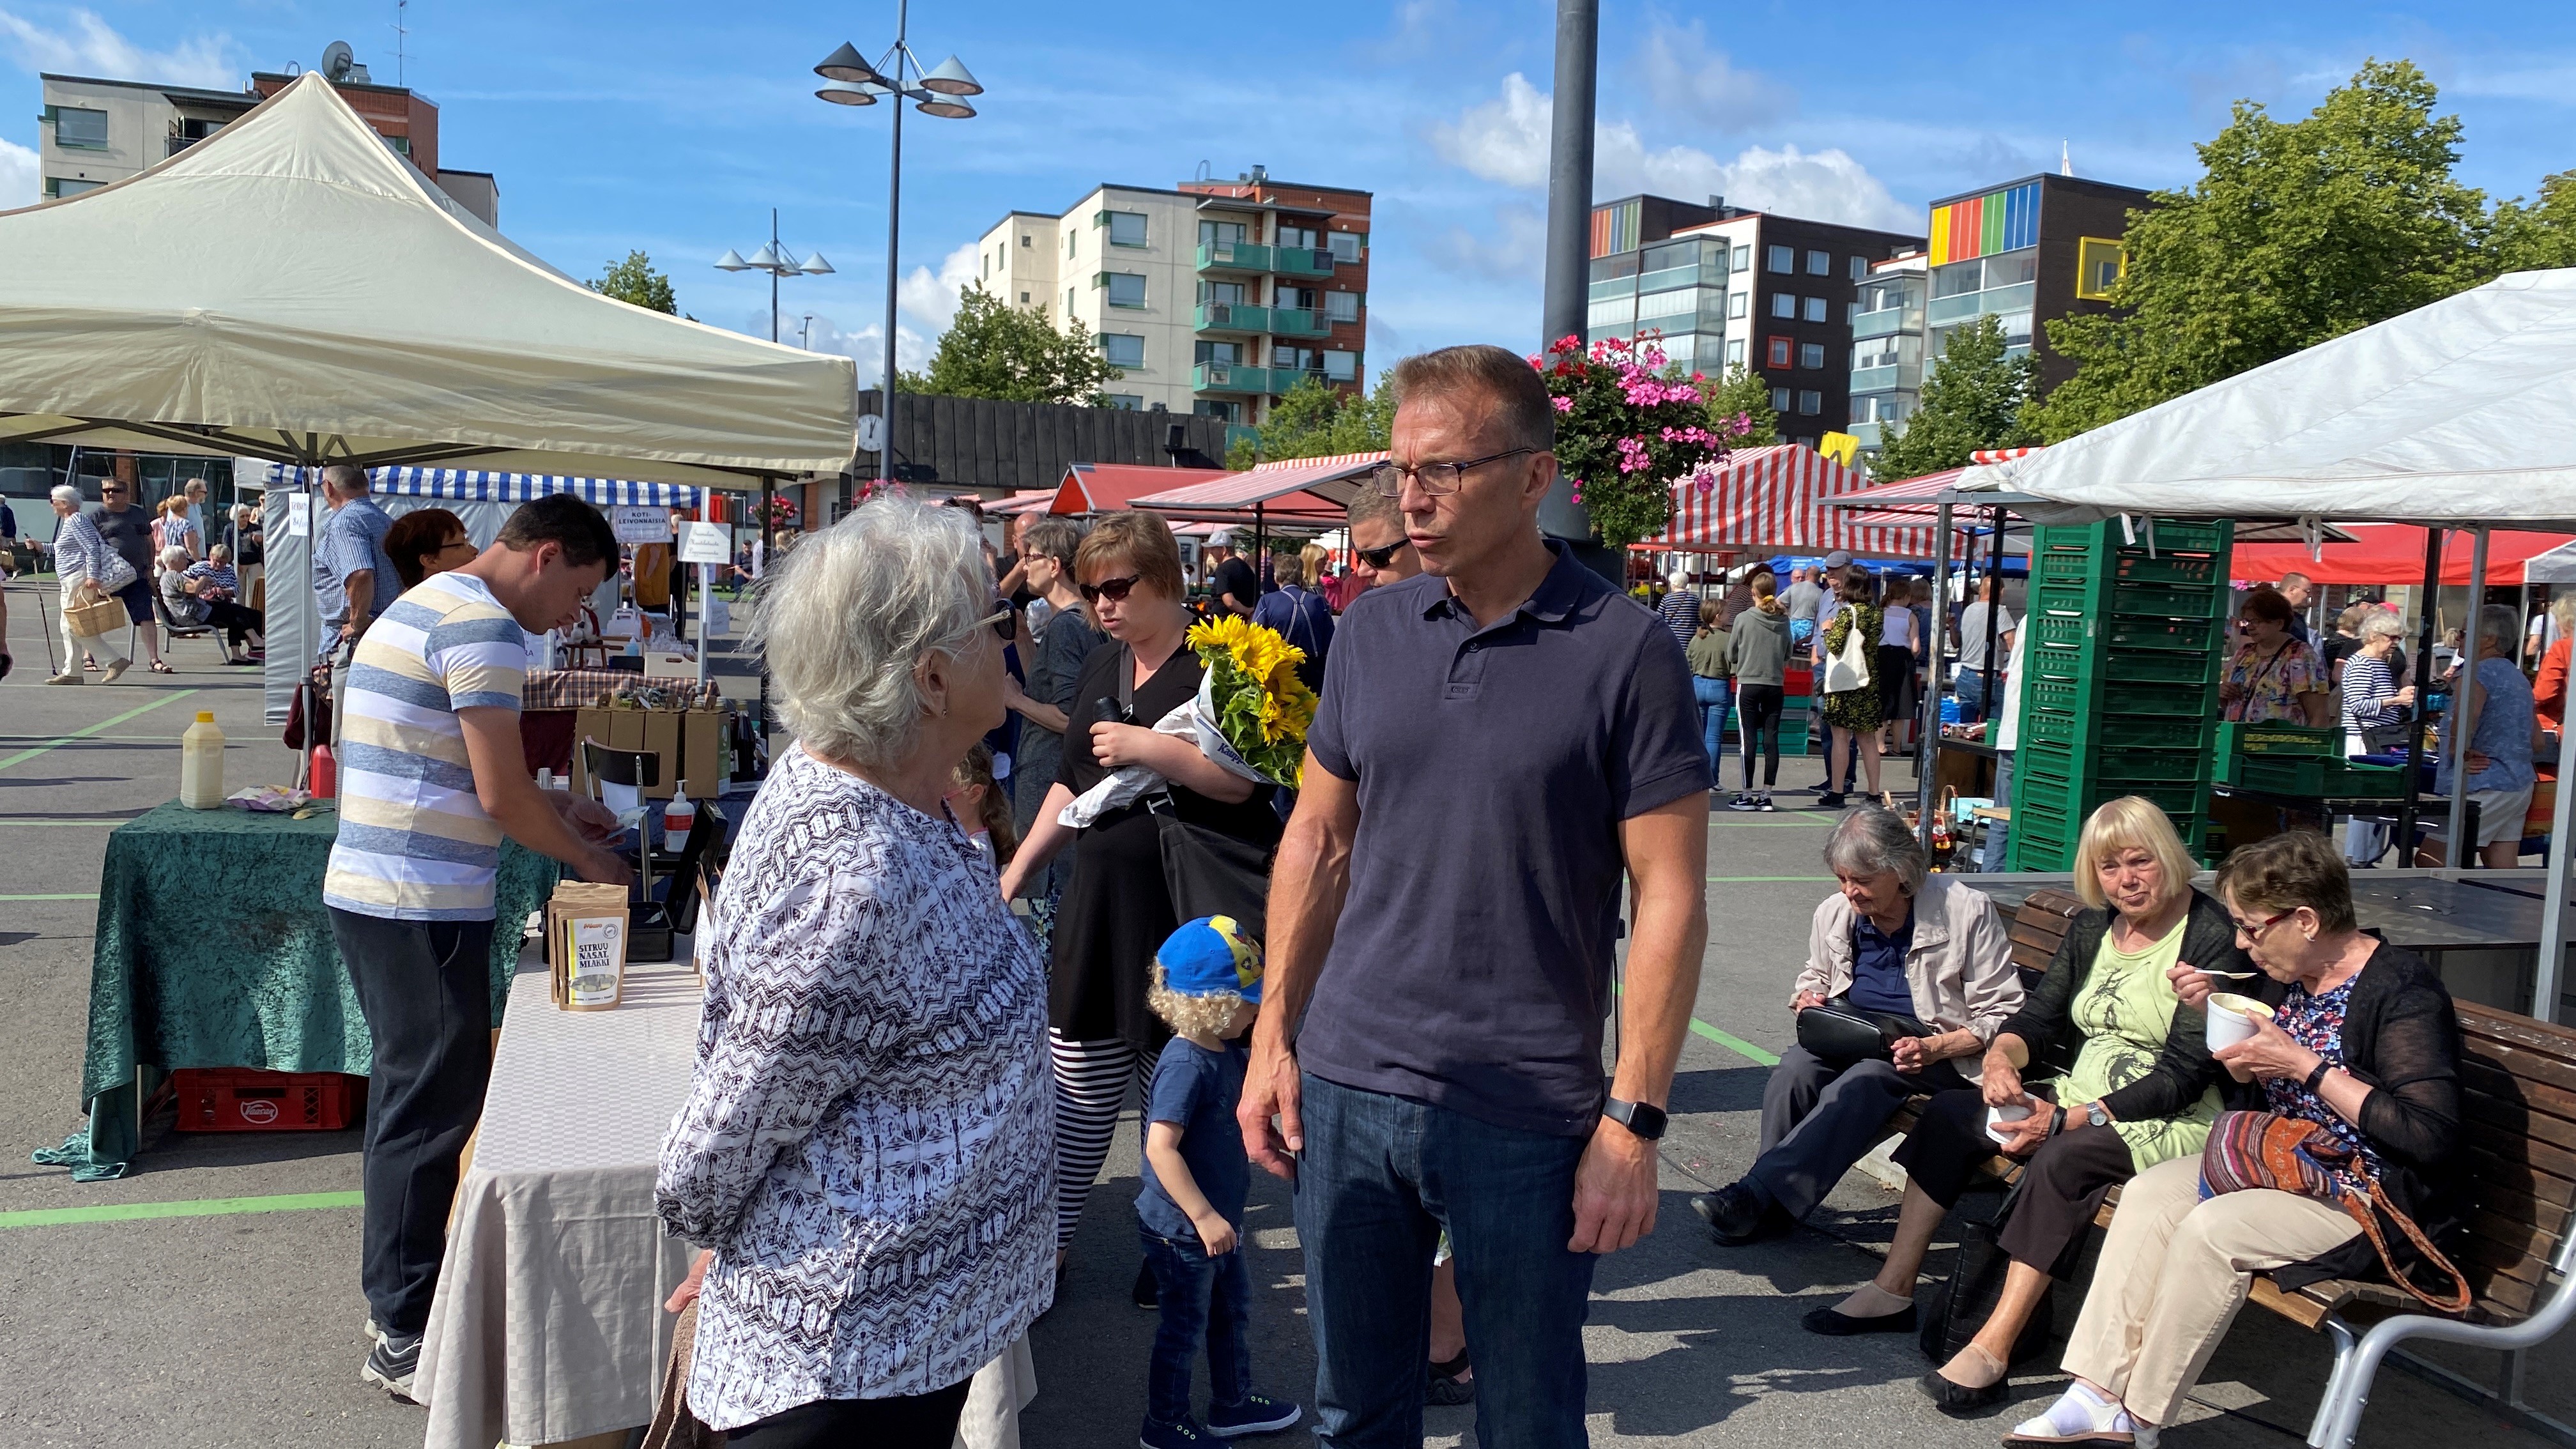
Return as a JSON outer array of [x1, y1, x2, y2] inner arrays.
[[170, 1070, 365, 1132]]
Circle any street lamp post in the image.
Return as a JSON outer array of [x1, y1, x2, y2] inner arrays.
[[813, 4, 983, 489], [716, 209, 834, 342]]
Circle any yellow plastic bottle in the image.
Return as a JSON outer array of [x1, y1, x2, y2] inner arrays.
[[180, 710, 226, 809]]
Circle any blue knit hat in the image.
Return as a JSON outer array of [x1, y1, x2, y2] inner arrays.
[[1156, 916, 1263, 1003]]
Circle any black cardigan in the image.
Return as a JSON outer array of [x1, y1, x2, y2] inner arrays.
[[2006, 888, 2250, 1124]]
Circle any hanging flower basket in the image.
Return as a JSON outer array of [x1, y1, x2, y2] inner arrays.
[[1531, 333, 1752, 549]]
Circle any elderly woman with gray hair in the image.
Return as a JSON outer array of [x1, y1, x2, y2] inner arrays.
[[1690, 805, 2021, 1248], [44, 483, 132, 684], [655, 498, 1054, 1447]]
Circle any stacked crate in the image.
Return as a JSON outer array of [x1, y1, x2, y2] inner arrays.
[[2007, 518, 2234, 870]]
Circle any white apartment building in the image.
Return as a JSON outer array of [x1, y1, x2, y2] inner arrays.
[[975, 171, 1370, 422]]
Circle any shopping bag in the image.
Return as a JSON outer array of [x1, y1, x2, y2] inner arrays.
[[1920, 1180, 2059, 1368], [1825, 607, 1873, 693], [65, 589, 128, 640]]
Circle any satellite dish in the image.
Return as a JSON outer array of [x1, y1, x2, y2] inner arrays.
[[321, 41, 355, 82]]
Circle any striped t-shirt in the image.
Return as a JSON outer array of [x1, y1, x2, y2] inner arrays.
[[323, 572, 528, 921]]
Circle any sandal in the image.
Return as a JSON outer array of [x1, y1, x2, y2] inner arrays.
[[149, 661, 176, 675], [1425, 1350, 1474, 1406]]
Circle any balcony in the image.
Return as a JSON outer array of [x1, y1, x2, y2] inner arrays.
[[1848, 420, 1884, 448], [1195, 362, 1331, 395], [1194, 302, 1331, 337], [1850, 305, 1921, 342], [1924, 280, 2037, 328], [1195, 241, 1340, 277], [1849, 362, 1922, 395]]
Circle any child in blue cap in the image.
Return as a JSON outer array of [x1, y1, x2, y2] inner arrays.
[[1137, 915, 1303, 1449]]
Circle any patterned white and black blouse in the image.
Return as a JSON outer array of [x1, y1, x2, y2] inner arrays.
[[656, 744, 1055, 1431]]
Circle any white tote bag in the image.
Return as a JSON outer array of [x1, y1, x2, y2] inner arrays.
[[1824, 605, 1873, 693]]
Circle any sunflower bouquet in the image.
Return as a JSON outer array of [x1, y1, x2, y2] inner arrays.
[[1185, 614, 1319, 786]]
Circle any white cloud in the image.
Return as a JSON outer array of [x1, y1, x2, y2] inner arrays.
[[0, 8, 238, 89], [1432, 73, 1917, 236], [1636, 20, 1797, 135], [1429, 201, 1547, 281], [753, 310, 932, 390], [896, 241, 981, 338], [0, 136, 34, 207]]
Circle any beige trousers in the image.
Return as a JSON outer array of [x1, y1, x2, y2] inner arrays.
[[2062, 1154, 2364, 1425]]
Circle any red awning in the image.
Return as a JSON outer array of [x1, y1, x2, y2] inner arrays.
[[1647, 445, 1946, 559], [984, 489, 1060, 516], [2231, 525, 2576, 586], [1131, 452, 1383, 513], [1048, 463, 1232, 515]]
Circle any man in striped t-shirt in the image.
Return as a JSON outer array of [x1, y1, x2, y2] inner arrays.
[[325, 494, 627, 1400]]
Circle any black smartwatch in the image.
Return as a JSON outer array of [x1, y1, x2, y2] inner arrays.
[[2304, 1059, 2334, 1094], [1602, 1098, 1668, 1140]]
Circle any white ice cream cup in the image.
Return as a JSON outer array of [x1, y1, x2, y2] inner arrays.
[[1986, 1100, 2035, 1146], [2206, 992, 2273, 1050]]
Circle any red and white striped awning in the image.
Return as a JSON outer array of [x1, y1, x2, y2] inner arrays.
[[1647, 445, 1945, 559]]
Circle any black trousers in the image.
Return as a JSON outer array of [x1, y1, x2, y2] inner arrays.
[[1736, 683, 1784, 788], [1893, 1087, 2135, 1278], [328, 907, 496, 1339], [1748, 1045, 1971, 1220], [726, 1379, 974, 1448]]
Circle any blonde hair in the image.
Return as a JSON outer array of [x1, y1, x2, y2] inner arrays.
[[951, 744, 1017, 864], [1074, 510, 1186, 601], [1300, 541, 1329, 580], [1147, 961, 1248, 1039], [2072, 797, 2198, 912]]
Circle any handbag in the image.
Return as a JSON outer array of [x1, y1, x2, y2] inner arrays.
[[1795, 995, 1933, 1066], [2200, 1109, 2472, 1313], [63, 585, 129, 640], [1920, 1177, 2060, 1367], [1824, 606, 1873, 693], [92, 547, 137, 594]]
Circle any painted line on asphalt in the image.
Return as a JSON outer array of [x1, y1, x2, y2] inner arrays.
[[0, 820, 138, 826], [0, 690, 199, 772], [0, 1190, 363, 1230], [1708, 875, 1834, 882], [0, 893, 97, 900], [1689, 1017, 1782, 1067]]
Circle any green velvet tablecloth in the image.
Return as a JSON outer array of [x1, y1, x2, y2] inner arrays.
[[36, 801, 558, 1178]]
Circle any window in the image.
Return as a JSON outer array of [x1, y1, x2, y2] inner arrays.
[[1802, 296, 1827, 323], [1770, 293, 1796, 319], [1100, 272, 1145, 308], [1847, 301, 1860, 322], [2076, 237, 2127, 300], [1195, 340, 1243, 365], [1099, 334, 1146, 369], [1103, 394, 1144, 410], [1770, 387, 1792, 413], [1019, 291, 1030, 304], [1805, 250, 1829, 275], [1983, 247, 2038, 289], [1276, 285, 1314, 310], [1728, 291, 1748, 319], [1797, 390, 1823, 415], [1767, 337, 1793, 368], [1066, 231, 1075, 257], [53, 106, 107, 149], [1195, 400, 1241, 422], [1328, 231, 1363, 263], [1066, 288, 1077, 314], [1731, 245, 1751, 271], [1323, 349, 1360, 382], [1726, 338, 1746, 365], [1103, 211, 1148, 247], [1201, 280, 1247, 306], [1931, 261, 1983, 299], [1279, 224, 1319, 250], [1020, 234, 1031, 247], [43, 176, 103, 198], [1800, 342, 1826, 369], [1275, 346, 1321, 372], [1324, 291, 1360, 323], [1767, 244, 1794, 273], [1850, 256, 1867, 281], [1200, 220, 1248, 248]]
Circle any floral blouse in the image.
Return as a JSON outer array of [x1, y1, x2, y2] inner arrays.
[[2224, 636, 2328, 723], [2263, 975, 2380, 1175]]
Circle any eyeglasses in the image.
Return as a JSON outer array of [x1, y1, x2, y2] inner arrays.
[[1080, 574, 1142, 604], [1369, 446, 1543, 498], [1356, 540, 1407, 569], [2231, 909, 2296, 940], [99, 486, 126, 495], [436, 539, 477, 556]]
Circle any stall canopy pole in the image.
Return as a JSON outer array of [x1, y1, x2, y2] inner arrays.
[[694, 491, 714, 690], [2540, 715, 2576, 1023], [1979, 508, 2004, 717], [2397, 529, 2442, 861], [2447, 527, 2492, 868], [1915, 498, 1954, 849]]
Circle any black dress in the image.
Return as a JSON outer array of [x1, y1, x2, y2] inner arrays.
[[1048, 640, 1280, 1047]]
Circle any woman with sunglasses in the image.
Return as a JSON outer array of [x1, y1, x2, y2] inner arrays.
[[999, 511, 1282, 1282], [385, 507, 478, 592]]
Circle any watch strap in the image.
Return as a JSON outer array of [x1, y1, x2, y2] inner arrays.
[[2304, 1059, 2334, 1094], [1604, 1097, 1668, 1140]]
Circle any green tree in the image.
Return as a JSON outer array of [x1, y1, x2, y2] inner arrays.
[[2492, 171, 2576, 273], [1872, 315, 2037, 477], [1226, 374, 1395, 469], [915, 285, 1123, 405], [2030, 60, 2492, 441], [588, 250, 678, 314], [1699, 364, 1780, 447]]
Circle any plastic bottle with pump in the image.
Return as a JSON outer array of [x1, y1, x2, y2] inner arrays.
[[663, 781, 696, 849], [180, 711, 226, 809]]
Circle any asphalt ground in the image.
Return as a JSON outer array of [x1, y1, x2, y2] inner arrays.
[[0, 572, 2563, 1448]]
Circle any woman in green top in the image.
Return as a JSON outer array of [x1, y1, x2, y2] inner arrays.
[[1820, 568, 1884, 807], [1685, 599, 1732, 787], [1803, 798, 2251, 1414]]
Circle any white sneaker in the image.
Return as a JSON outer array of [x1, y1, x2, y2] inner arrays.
[[46, 670, 82, 686], [101, 657, 131, 683]]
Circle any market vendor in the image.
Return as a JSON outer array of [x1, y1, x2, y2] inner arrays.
[[2220, 587, 2334, 727]]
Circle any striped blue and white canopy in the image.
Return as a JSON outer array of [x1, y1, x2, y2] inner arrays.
[[241, 461, 706, 509]]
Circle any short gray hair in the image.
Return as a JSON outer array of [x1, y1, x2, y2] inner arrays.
[[751, 496, 993, 770], [50, 483, 80, 507], [2478, 603, 2520, 652], [1388, 344, 1554, 454], [1346, 485, 1400, 535], [322, 463, 368, 493], [1019, 517, 1083, 576], [210, 543, 233, 563], [1823, 805, 1928, 895], [160, 545, 192, 569], [2360, 611, 2406, 643]]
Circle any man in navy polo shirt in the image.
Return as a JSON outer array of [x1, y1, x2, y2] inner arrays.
[[1240, 344, 1712, 1447]]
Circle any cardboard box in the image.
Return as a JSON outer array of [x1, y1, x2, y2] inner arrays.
[[682, 710, 722, 795], [569, 705, 728, 801], [547, 881, 631, 1011]]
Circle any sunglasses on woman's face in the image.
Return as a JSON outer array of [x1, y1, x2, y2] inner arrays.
[[1080, 574, 1141, 604], [1356, 540, 1407, 569]]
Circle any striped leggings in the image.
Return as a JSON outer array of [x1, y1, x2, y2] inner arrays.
[[1049, 1031, 1152, 1251]]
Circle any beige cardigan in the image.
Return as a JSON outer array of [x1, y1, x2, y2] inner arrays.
[[1792, 876, 2025, 1044]]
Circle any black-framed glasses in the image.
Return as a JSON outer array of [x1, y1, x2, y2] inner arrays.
[[1369, 445, 1543, 498], [1356, 540, 1407, 569], [1080, 574, 1141, 604]]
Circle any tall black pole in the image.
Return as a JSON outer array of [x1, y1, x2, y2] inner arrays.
[[1537, 0, 1602, 569], [882, 0, 908, 490], [769, 208, 781, 343]]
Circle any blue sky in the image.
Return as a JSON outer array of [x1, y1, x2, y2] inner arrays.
[[4, 1, 2574, 383]]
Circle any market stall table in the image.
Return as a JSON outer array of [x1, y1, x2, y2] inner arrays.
[[38, 802, 555, 1180]]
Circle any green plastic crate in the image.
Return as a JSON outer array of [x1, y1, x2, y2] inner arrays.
[[2035, 518, 2233, 556], [2034, 579, 2227, 620], [2223, 722, 2340, 757], [2030, 614, 2223, 654], [2037, 547, 2225, 590], [2023, 709, 2207, 751]]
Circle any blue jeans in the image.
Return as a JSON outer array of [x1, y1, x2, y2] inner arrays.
[[1954, 665, 1997, 723], [1691, 676, 1732, 781], [1982, 755, 2014, 871], [1140, 1226, 1253, 1429], [1294, 1073, 1596, 1448]]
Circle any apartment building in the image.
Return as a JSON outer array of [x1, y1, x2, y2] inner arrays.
[[36, 45, 498, 223], [1848, 172, 2152, 456], [1587, 195, 1923, 447], [975, 167, 1370, 422]]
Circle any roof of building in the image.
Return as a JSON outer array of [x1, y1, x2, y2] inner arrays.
[[1050, 462, 1234, 514], [1926, 172, 2154, 209], [41, 73, 258, 108]]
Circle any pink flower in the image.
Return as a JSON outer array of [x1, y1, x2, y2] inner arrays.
[[1551, 395, 1574, 413]]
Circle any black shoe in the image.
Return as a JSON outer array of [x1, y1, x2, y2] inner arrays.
[[1919, 1368, 2011, 1416], [1132, 1259, 1160, 1310], [1816, 792, 1849, 809], [362, 1331, 422, 1402], [1756, 793, 1777, 812], [1688, 1183, 1775, 1245], [1725, 792, 1758, 812], [1425, 1350, 1475, 1406], [1801, 1302, 1919, 1337]]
